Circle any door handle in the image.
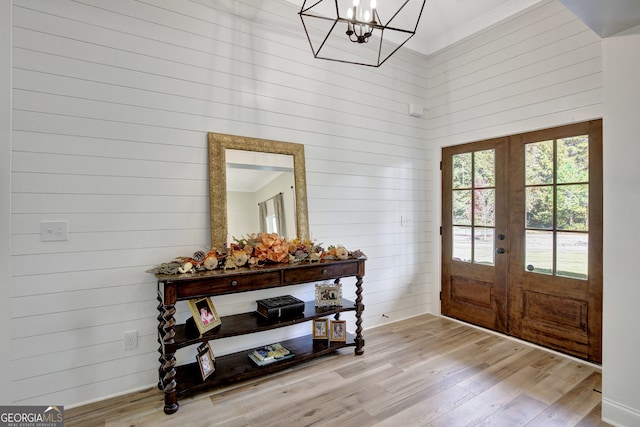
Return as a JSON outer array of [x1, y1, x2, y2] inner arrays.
[[496, 248, 505, 254]]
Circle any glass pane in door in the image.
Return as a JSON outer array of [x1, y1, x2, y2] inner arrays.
[[474, 189, 495, 226], [525, 140, 553, 185], [453, 153, 472, 189], [453, 190, 472, 225], [557, 135, 589, 184], [474, 227, 494, 265], [525, 230, 553, 275], [453, 226, 472, 262], [557, 184, 589, 231], [474, 150, 495, 187], [526, 187, 553, 229], [557, 232, 588, 279]]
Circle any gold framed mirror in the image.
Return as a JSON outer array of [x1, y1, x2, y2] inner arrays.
[[208, 132, 309, 250]]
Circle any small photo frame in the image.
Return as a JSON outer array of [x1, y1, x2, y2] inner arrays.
[[312, 319, 328, 339], [330, 320, 347, 342], [315, 283, 343, 307], [188, 297, 221, 335], [196, 342, 215, 380]]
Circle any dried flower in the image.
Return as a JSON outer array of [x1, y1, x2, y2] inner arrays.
[[223, 258, 237, 270], [203, 254, 218, 270], [178, 262, 193, 274], [149, 233, 366, 275], [231, 250, 249, 267], [335, 246, 349, 260]]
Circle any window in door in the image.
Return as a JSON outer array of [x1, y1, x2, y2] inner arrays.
[[524, 135, 589, 279], [452, 149, 496, 265]]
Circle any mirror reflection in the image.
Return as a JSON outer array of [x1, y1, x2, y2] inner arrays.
[[225, 149, 296, 241]]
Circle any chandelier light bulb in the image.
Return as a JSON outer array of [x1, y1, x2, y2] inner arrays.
[[347, 7, 353, 19]]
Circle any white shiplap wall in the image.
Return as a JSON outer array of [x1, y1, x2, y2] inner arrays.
[[1, 0, 13, 407], [9, 0, 433, 406]]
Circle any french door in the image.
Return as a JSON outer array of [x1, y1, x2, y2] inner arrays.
[[441, 120, 602, 363]]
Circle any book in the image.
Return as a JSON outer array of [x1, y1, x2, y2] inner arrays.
[[248, 343, 294, 366], [256, 295, 305, 320]]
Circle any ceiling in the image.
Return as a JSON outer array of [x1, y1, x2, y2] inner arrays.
[[559, 0, 640, 38], [403, 0, 545, 56], [287, 0, 640, 57], [409, 0, 640, 56]]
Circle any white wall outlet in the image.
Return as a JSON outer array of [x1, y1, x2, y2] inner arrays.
[[40, 220, 68, 241], [401, 216, 412, 227], [123, 330, 138, 351]]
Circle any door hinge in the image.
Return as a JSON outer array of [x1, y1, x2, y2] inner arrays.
[[439, 226, 442, 236], [440, 161, 442, 170], [439, 291, 442, 301]]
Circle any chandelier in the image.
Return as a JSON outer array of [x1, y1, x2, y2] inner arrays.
[[299, 0, 427, 67]]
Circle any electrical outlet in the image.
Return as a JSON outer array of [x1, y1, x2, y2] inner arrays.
[[41, 220, 68, 241], [400, 216, 412, 227], [123, 330, 138, 351]]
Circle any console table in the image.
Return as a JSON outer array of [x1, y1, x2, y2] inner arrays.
[[155, 258, 365, 414]]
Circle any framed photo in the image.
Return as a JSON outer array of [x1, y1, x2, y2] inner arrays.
[[315, 283, 343, 307], [196, 342, 215, 380], [330, 320, 347, 342], [312, 319, 328, 339], [187, 297, 221, 335]]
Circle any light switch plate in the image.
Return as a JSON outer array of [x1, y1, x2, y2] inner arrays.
[[41, 220, 68, 241]]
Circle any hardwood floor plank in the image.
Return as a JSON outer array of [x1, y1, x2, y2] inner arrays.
[[525, 372, 604, 426], [373, 385, 475, 427], [426, 358, 555, 426], [525, 359, 595, 405], [65, 314, 609, 427], [476, 394, 549, 426], [576, 402, 609, 427], [369, 363, 487, 420]]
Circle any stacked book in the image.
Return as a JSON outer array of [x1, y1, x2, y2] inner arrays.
[[248, 343, 294, 367]]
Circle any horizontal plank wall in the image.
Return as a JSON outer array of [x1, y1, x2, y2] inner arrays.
[[423, 0, 602, 312], [9, 0, 433, 406], [1, 0, 12, 406]]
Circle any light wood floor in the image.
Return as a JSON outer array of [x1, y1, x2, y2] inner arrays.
[[66, 314, 609, 426]]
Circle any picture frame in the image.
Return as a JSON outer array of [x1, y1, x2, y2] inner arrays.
[[312, 319, 328, 339], [187, 297, 221, 335], [330, 320, 347, 342], [196, 342, 215, 380], [315, 283, 343, 307]]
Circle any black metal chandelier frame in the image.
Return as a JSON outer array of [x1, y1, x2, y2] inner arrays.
[[298, 0, 427, 67]]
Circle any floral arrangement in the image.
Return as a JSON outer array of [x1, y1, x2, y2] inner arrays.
[[149, 232, 366, 276]]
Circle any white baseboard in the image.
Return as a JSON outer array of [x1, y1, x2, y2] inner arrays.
[[602, 398, 640, 427]]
